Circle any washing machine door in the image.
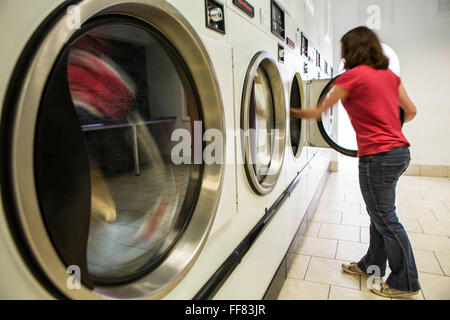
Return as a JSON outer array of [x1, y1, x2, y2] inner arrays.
[[241, 52, 286, 196], [288, 72, 307, 159], [1, 0, 225, 299], [307, 78, 405, 158]]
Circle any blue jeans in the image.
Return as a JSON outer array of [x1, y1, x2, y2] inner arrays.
[[357, 145, 421, 292]]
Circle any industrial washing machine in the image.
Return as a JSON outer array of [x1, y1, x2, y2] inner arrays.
[[0, 0, 238, 299]]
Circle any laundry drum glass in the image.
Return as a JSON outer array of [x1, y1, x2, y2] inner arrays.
[[65, 21, 200, 281], [318, 81, 358, 156], [249, 66, 276, 184], [289, 75, 303, 157], [242, 53, 286, 195]]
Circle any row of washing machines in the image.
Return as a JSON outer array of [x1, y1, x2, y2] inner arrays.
[[0, 0, 344, 299]]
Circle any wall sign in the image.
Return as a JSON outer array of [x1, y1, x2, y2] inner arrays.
[[286, 37, 295, 49], [233, 0, 255, 18]]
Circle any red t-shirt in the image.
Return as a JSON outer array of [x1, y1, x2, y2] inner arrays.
[[334, 65, 410, 157]]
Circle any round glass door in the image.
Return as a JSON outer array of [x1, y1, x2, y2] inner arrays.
[[317, 79, 358, 158], [65, 21, 200, 282], [242, 52, 286, 195], [317, 76, 404, 158], [3, 0, 225, 300], [289, 73, 305, 158]]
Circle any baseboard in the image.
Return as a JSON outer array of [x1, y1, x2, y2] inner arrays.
[[329, 160, 338, 172], [262, 167, 330, 300]]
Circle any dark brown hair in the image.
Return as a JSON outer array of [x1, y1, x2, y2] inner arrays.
[[341, 26, 389, 70]]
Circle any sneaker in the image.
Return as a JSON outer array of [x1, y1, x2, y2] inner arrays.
[[371, 282, 420, 298], [342, 262, 371, 276]]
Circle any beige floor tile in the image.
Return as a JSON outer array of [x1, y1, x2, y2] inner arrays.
[[319, 192, 345, 202], [315, 199, 331, 211], [305, 257, 361, 290], [408, 232, 450, 253], [414, 250, 444, 275], [409, 199, 448, 210], [400, 218, 424, 233], [308, 210, 342, 224], [319, 223, 360, 242], [341, 213, 370, 227], [344, 193, 364, 204], [326, 179, 352, 189], [432, 209, 450, 222], [396, 206, 436, 220], [304, 222, 322, 237], [396, 190, 424, 201], [418, 219, 450, 236], [329, 286, 389, 300], [412, 176, 449, 186], [445, 201, 450, 211], [360, 227, 370, 243], [278, 279, 330, 300], [428, 185, 450, 194], [335, 241, 369, 262], [327, 201, 361, 214], [360, 205, 368, 215], [434, 252, 450, 276], [287, 254, 311, 280], [421, 192, 450, 202], [294, 236, 338, 259], [397, 184, 432, 193], [419, 272, 450, 300]]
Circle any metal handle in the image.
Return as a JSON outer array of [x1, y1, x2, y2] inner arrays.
[[209, 7, 223, 23]]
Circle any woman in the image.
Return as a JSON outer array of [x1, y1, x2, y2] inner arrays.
[[291, 26, 420, 298]]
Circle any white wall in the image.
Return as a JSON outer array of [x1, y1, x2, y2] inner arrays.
[[288, 0, 334, 72], [332, 0, 450, 166]]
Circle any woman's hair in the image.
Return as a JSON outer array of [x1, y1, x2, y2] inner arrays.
[[341, 26, 389, 70]]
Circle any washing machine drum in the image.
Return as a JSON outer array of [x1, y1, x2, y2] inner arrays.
[[2, 1, 224, 299]]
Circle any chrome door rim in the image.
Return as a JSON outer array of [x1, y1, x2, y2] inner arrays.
[[5, 0, 225, 299], [288, 70, 307, 161], [241, 51, 286, 196], [316, 77, 358, 158]]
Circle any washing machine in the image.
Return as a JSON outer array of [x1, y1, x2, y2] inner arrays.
[[0, 0, 239, 300], [203, 0, 295, 300]]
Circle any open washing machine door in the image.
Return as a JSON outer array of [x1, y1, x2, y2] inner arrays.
[[307, 78, 358, 157], [1, 0, 225, 299], [307, 77, 405, 158]]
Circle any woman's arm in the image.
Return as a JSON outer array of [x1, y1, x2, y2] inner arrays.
[[291, 85, 349, 120], [398, 83, 417, 123]]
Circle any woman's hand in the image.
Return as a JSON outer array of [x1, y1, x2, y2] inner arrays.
[[290, 107, 322, 120], [291, 85, 349, 120]]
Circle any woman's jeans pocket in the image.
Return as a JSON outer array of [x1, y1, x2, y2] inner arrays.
[[382, 160, 410, 186]]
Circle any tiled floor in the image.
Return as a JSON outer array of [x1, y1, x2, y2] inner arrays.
[[279, 157, 450, 300]]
